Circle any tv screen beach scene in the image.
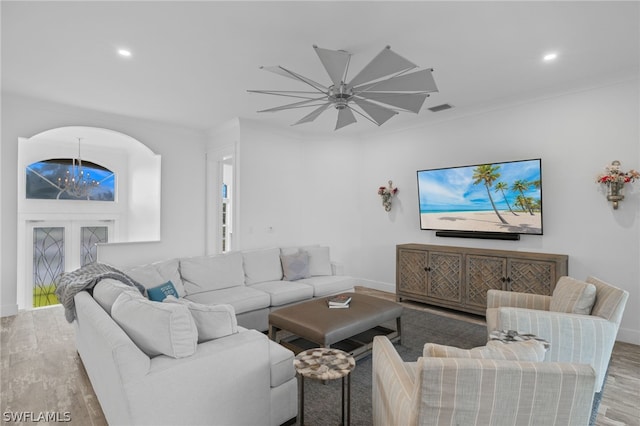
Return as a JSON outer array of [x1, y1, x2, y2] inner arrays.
[[418, 159, 542, 235]]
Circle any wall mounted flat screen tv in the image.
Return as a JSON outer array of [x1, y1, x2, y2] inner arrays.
[[417, 159, 542, 236]]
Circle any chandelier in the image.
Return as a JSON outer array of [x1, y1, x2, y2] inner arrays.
[[248, 45, 438, 130], [56, 138, 99, 199]]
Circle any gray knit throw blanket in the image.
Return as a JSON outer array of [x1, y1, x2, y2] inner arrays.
[[55, 262, 145, 322]]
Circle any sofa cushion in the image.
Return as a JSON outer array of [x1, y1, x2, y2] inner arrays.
[[185, 286, 271, 315], [280, 251, 311, 281], [164, 296, 238, 343], [125, 258, 186, 298], [304, 246, 332, 276], [243, 248, 283, 285], [111, 292, 198, 358], [249, 281, 314, 306], [180, 251, 245, 294], [550, 276, 597, 315], [423, 340, 546, 362], [146, 281, 179, 302], [92, 278, 144, 314], [297, 275, 355, 297]]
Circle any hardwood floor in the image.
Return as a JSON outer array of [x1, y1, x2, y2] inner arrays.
[[1, 289, 638, 426]]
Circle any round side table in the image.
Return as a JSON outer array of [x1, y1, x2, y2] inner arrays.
[[294, 348, 356, 426]]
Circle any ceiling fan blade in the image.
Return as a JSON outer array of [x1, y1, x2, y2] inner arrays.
[[335, 107, 357, 130], [358, 92, 428, 113], [314, 45, 351, 87], [354, 69, 438, 93], [260, 66, 328, 92], [293, 102, 332, 125], [352, 98, 398, 126], [248, 90, 327, 100], [348, 46, 417, 87], [258, 98, 327, 113]]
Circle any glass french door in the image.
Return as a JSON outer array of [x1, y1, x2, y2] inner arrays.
[[27, 220, 113, 308]]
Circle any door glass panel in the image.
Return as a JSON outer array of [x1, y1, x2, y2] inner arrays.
[[33, 227, 64, 307], [81, 226, 108, 266]]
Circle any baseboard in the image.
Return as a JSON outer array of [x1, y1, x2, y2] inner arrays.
[[356, 279, 395, 294], [1, 303, 19, 317], [616, 327, 640, 345]]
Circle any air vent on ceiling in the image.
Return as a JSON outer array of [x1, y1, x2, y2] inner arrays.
[[428, 103, 453, 112]]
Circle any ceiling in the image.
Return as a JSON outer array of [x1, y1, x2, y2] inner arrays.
[[3, 1, 639, 135]]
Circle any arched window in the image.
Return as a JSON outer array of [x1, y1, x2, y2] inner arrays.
[[26, 158, 115, 201]]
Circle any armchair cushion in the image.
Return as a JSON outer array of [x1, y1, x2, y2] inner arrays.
[[550, 276, 597, 315], [424, 340, 546, 362], [587, 276, 629, 324]]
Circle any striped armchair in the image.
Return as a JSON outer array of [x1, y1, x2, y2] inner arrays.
[[372, 336, 595, 426], [485, 276, 628, 393]]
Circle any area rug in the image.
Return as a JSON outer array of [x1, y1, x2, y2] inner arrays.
[[298, 307, 487, 426]]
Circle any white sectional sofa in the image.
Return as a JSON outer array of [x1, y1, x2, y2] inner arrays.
[[125, 245, 355, 331], [72, 245, 353, 425]]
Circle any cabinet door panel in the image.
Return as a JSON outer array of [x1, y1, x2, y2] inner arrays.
[[427, 252, 462, 303], [508, 259, 556, 295], [466, 255, 506, 309], [397, 249, 427, 296]]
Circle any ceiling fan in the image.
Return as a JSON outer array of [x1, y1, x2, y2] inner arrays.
[[248, 45, 439, 130]]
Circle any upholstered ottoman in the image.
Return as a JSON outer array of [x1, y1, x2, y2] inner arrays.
[[268, 293, 402, 359]]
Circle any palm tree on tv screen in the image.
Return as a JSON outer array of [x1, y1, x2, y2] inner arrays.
[[472, 164, 508, 224], [494, 181, 518, 216], [512, 179, 535, 215]]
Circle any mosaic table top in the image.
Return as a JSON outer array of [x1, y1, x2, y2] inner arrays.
[[294, 348, 355, 381]]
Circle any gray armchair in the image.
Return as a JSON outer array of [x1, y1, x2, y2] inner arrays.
[[486, 276, 628, 394]]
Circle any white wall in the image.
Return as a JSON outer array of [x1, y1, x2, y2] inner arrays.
[[1, 93, 207, 315], [354, 79, 640, 344], [236, 119, 362, 268]]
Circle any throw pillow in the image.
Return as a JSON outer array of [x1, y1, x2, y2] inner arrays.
[[280, 251, 311, 281], [304, 246, 332, 276], [111, 292, 197, 358], [164, 296, 238, 342], [550, 276, 597, 315], [146, 280, 179, 302], [92, 278, 144, 314], [125, 258, 186, 298], [423, 340, 546, 362]]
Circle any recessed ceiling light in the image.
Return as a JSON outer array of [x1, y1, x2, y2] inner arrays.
[[118, 49, 132, 58], [543, 52, 558, 62]]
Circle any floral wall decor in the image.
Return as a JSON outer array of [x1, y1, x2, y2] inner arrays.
[[596, 160, 639, 209], [378, 180, 398, 212]]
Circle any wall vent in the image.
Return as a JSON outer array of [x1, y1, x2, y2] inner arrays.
[[428, 103, 453, 112]]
